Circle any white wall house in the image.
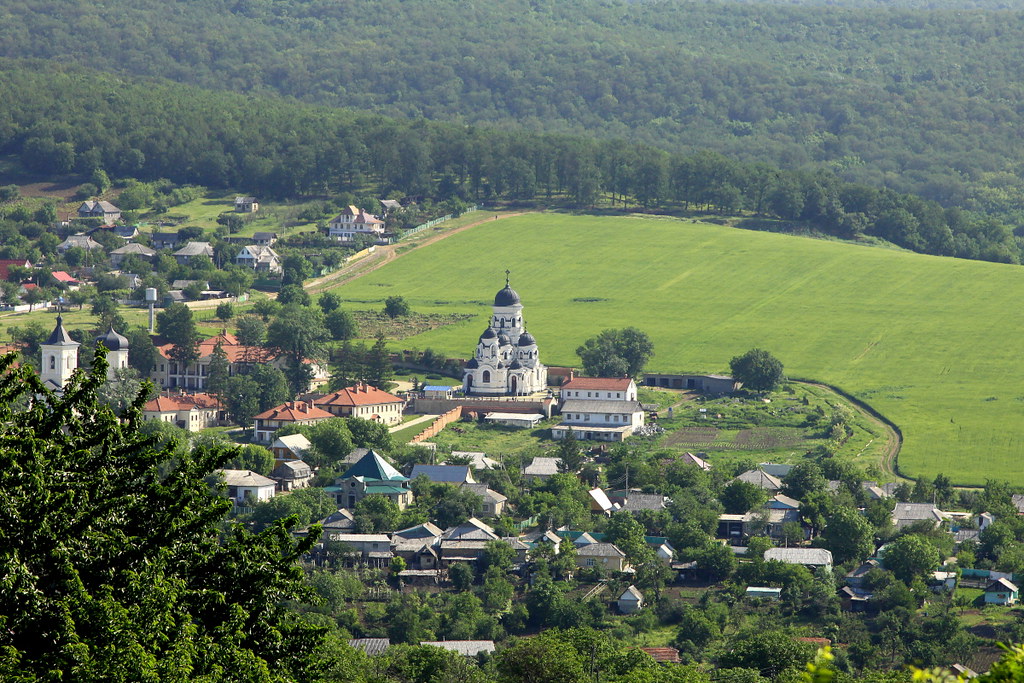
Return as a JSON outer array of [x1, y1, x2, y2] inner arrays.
[[327, 205, 386, 242]]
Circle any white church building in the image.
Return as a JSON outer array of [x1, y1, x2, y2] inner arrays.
[[39, 315, 129, 392], [463, 277, 547, 396]]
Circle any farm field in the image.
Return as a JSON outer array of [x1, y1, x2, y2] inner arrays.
[[331, 212, 1024, 486]]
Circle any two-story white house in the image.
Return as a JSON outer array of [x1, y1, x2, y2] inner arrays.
[[326, 205, 386, 242], [235, 245, 282, 273], [552, 377, 644, 442]]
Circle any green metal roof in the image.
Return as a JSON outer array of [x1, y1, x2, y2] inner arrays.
[[340, 450, 407, 483]]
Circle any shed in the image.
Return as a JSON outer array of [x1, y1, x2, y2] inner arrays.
[[349, 638, 391, 656], [484, 411, 544, 428], [422, 385, 455, 399], [985, 578, 1019, 605], [618, 585, 644, 614], [420, 641, 495, 657]]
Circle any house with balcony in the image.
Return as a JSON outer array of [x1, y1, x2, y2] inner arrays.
[[252, 401, 334, 443], [326, 205, 386, 242]]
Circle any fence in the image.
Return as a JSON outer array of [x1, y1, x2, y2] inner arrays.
[[400, 205, 479, 241], [410, 406, 464, 443]]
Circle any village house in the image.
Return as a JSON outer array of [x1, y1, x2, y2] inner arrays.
[[234, 196, 259, 213], [270, 433, 311, 465], [77, 200, 121, 225], [410, 464, 475, 485], [0, 258, 32, 281], [985, 578, 1019, 605], [618, 585, 644, 614], [270, 460, 314, 492], [252, 231, 278, 246], [462, 482, 508, 516], [734, 469, 783, 492], [216, 469, 277, 506], [576, 542, 629, 572], [235, 244, 282, 273], [523, 456, 560, 481], [252, 401, 333, 443], [56, 234, 103, 254], [328, 450, 412, 510], [326, 205, 386, 242], [552, 377, 645, 442], [764, 547, 833, 569], [143, 392, 222, 431], [109, 242, 156, 266], [173, 241, 214, 265], [891, 502, 947, 531], [326, 533, 393, 567], [49, 271, 79, 290], [150, 232, 182, 250], [446, 451, 498, 470], [314, 383, 405, 425]]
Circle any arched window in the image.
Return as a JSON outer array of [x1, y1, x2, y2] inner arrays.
[[49, 356, 55, 370], [482, 370, 491, 383]]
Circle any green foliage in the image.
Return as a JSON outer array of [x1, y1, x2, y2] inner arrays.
[[156, 301, 198, 365], [325, 308, 358, 341], [266, 305, 328, 394], [576, 327, 654, 378], [730, 348, 785, 393], [353, 495, 401, 533], [384, 295, 411, 318], [720, 480, 769, 514], [0, 349, 328, 680], [882, 534, 941, 584], [719, 631, 816, 679], [822, 506, 875, 565]]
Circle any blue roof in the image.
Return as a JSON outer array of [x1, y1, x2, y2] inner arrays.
[[423, 385, 454, 392]]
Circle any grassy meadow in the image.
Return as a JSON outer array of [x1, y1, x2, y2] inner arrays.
[[330, 213, 1024, 486]]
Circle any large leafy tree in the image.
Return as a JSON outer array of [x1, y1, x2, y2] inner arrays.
[[266, 305, 328, 394], [575, 327, 653, 378], [729, 348, 784, 392], [0, 349, 331, 680], [822, 506, 876, 565], [156, 301, 198, 366]]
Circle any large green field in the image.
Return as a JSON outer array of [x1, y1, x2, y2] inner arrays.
[[331, 213, 1024, 486]]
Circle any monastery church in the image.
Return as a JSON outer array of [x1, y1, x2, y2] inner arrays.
[[39, 314, 129, 392], [463, 275, 547, 396]]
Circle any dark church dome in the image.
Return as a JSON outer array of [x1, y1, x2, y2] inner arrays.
[[465, 358, 479, 369], [95, 326, 129, 351], [494, 285, 521, 307], [518, 331, 536, 346], [480, 328, 497, 341]]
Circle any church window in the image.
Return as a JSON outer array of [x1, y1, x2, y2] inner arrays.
[[49, 356, 55, 370], [482, 370, 491, 383]]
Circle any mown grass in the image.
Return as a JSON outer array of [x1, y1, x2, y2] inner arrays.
[[331, 212, 1024, 485]]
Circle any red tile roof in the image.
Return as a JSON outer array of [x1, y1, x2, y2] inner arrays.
[[144, 393, 221, 412], [316, 383, 403, 408], [50, 271, 78, 283], [156, 331, 275, 363], [253, 401, 333, 422], [562, 377, 634, 391]]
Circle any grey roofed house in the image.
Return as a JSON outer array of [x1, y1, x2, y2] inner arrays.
[[393, 522, 443, 540], [319, 509, 356, 532], [57, 234, 103, 252], [252, 231, 277, 243], [524, 456, 560, 478], [561, 399, 644, 415], [734, 469, 783, 492], [441, 518, 499, 541], [410, 464, 475, 484], [845, 559, 880, 587], [150, 232, 181, 249], [349, 638, 391, 656], [110, 242, 156, 258], [173, 241, 214, 260], [448, 451, 498, 470], [618, 493, 669, 512], [462, 482, 508, 507], [764, 547, 833, 568], [576, 542, 626, 558], [757, 463, 794, 478], [954, 528, 981, 544], [270, 460, 313, 490], [891, 502, 945, 530], [420, 641, 495, 657], [218, 469, 277, 489], [768, 494, 801, 509]]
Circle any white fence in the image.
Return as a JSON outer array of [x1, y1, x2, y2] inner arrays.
[[400, 205, 479, 240]]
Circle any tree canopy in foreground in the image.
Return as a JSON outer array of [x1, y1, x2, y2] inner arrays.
[[0, 350, 332, 680]]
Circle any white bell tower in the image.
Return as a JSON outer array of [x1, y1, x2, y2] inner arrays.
[[40, 314, 80, 389]]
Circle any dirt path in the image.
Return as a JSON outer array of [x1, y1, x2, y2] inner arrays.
[[305, 211, 530, 294], [793, 379, 907, 483]]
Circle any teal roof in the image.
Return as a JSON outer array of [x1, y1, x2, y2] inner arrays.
[[365, 485, 409, 495], [340, 450, 407, 483]]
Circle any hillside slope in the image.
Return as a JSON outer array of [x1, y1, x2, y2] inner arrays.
[[334, 213, 1024, 485], [3, 0, 1024, 213]]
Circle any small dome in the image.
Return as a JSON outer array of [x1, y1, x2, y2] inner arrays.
[[496, 361, 505, 369], [465, 358, 479, 369], [518, 331, 536, 346], [508, 359, 523, 370], [498, 333, 512, 346], [95, 326, 129, 351], [494, 285, 521, 307], [480, 328, 497, 341]]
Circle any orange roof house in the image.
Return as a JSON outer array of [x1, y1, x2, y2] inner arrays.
[[252, 401, 334, 443], [143, 392, 222, 431], [315, 382, 405, 425]]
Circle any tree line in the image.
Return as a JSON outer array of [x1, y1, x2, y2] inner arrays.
[[0, 60, 1020, 264]]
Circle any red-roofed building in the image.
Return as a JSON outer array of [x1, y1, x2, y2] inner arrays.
[[326, 205, 386, 242], [151, 331, 329, 392], [50, 271, 80, 289], [560, 377, 637, 402], [253, 401, 334, 443], [143, 392, 223, 431], [315, 382, 405, 425], [636, 647, 681, 664], [0, 259, 32, 282]]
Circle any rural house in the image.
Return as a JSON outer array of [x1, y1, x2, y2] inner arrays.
[[326, 205, 386, 242], [235, 244, 282, 273], [216, 469, 277, 506], [328, 450, 412, 510], [77, 200, 121, 225], [234, 196, 259, 213], [252, 401, 333, 443], [314, 383, 405, 425], [173, 241, 214, 265]]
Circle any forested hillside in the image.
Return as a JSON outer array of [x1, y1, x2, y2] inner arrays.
[[5, 0, 1024, 221], [1, 60, 1018, 264]]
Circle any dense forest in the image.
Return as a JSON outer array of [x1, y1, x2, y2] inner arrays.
[[5, 0, 1024, 223], [0, 60, 1019, 264]]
